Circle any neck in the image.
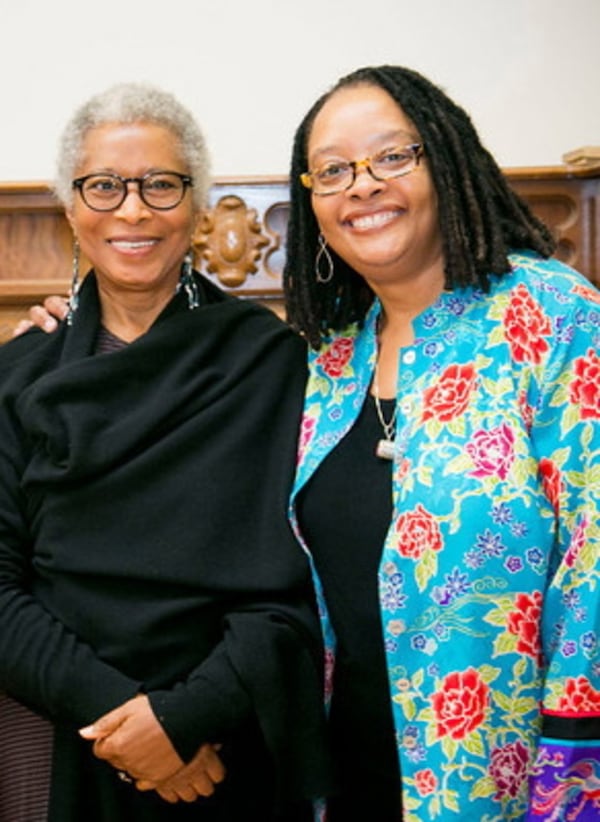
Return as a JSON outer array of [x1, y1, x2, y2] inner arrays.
[[375, 267, 445, 344], [369, 267, 445, 398], [98, 286, 176, 342]]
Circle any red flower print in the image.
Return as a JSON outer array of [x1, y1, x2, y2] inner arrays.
[[539, 458, 562, 514], [557, 676, 600, 713], [414, 768, 438, 796], [316, 337, 354, 378], [431, 668, 489, 740], [564, 517, 588, 568], [573, 283, 600, 305], [489, 740, 530, 800], [395, 503, 443, 561], [466, 423, 516, 481], [518, 389, 535, 431], [504, 284, 552, 363], [422, 363, 476, 422], [569, 348, 600, 420], [395, 457, 411, 484], [507, 591, 543, 661]]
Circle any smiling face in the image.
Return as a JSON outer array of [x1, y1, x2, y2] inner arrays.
[[306, 83, 445, 293], [66, 122, 199, 304]]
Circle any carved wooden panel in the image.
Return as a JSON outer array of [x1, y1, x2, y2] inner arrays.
[[0, 167, 598, 342], [505, 166, 599, 283]]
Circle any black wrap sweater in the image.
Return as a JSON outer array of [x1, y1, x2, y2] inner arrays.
[[0, 271, 329, 821]]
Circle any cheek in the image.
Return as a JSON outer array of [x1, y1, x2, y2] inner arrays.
[[68, 205, 103, 240], [172, 209, 198, 242], [311, 198, 337, 235]]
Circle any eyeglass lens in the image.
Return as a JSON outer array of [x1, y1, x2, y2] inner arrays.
[[79, 173, 188, 210], [309, 145, 421, 194]]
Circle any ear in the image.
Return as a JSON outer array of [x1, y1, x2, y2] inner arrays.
[[191, 206, 205, 234], [189, 207, 205, 249], [65, 207, 77, 236]]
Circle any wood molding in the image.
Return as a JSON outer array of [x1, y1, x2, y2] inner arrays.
[[0, 166, 598, 341]]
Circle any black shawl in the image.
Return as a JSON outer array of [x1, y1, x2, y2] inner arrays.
[[0, 271, 330, 820]]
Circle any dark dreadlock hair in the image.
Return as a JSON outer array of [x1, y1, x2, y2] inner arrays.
[[283, 65, 556, 349]]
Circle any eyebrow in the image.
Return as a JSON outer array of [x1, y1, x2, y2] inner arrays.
[[309, 129, 419, 164], [75, 167, 187, 178]]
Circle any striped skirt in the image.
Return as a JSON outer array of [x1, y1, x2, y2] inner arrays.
[[0, 692, 53, 822]]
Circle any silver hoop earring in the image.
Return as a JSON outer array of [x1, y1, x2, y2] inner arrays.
[[315, 233, 334, 284], [179, 251, 200, 310], [66, 239, 81, 326]]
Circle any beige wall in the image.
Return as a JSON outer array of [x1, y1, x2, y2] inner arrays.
[[1, 0, 598, 181]]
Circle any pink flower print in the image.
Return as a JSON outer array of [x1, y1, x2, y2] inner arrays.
[[489, 740, 530, 800], [298, 414, 317, 456], [324, 648, 335, 699], [466, 423, 515, 480], [564, 517, 588, 568]]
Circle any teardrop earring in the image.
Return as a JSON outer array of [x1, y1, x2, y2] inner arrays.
[[315, 233, 334, 284]]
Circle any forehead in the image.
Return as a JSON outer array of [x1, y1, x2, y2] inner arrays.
[[77, 122, 185, 173], [307, 84, 417, 160]]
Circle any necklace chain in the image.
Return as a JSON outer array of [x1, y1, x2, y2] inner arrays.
[[373, 363, 397, 440], [373, 315, 398, 460]]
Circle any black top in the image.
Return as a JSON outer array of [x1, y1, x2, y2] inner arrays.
[[0, 271, 330, 821], [297, 396, 401, 820]]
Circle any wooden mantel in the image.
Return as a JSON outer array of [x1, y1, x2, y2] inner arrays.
[[0, 165, 598, 342]]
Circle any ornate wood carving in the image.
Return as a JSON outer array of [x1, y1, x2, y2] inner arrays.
[[0, 167, 598, 342], [193, 194, 269, 287]]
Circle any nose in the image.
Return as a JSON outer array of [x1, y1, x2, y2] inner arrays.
[[347, 161, 384, 197], [114, 184, 152, 221]]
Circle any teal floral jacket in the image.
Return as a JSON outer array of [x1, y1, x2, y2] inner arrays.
[[289, 252, 600, 820]]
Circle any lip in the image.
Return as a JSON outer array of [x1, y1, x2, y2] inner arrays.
[[342, 207, 404, 232], [107, 237, 160, 252]]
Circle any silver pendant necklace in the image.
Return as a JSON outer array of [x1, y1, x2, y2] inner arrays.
[[373, 332, 398, 461]]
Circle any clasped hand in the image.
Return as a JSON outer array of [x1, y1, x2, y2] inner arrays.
[[79, 694, 226, 803]]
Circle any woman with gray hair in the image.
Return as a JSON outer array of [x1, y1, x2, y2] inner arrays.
[[0, 82, 329, 821]]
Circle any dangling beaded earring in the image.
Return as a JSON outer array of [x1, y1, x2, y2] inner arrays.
[[315, 233, 334, 284], [66, 238, 81, 326], [178, 251, 200, 309]]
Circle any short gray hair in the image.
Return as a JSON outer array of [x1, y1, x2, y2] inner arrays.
[[54, 82, 211, 211]]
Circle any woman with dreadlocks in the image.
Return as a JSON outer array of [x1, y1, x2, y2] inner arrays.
[[283, 65, 600, 821]]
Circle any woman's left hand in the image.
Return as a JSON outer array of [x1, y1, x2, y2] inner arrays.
[[136, 742, 226, 803], [80, 694, 183, 783]]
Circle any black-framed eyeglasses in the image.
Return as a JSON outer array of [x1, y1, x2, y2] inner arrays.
[[72, 171, 193, 211], [300, 143, 423, 196]]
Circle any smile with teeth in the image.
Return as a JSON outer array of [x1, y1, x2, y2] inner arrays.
[[110, 239, 157, 250], [347, 210, 400, 231]]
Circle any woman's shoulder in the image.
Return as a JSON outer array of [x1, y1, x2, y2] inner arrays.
[[0, 327, 58, 372], [507, 251, 598, 292], [495, 251, 600, 312], [0, 328, 66, 410]]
